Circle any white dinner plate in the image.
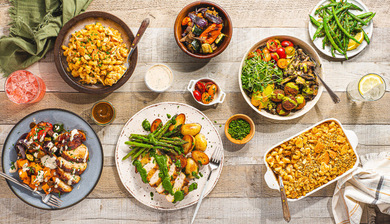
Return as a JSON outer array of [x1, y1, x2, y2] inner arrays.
[[308, 0, 373, 59], [115, 102, 224, 210]]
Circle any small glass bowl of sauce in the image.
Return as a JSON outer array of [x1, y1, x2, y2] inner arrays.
[[91, 101, 116, 126]]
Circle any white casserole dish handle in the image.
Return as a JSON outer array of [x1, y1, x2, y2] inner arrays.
[[344, 129, 358, 149], [264, 169, 279, 190]]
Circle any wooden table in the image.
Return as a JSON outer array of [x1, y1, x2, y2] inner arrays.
[[1, 0, 390, 223]]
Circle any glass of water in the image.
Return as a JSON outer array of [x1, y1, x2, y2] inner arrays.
[[346, 74, 386, 102]]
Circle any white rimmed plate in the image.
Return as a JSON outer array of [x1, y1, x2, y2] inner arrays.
[[309, 0, 373, 59], [115, 102, 224, 210]]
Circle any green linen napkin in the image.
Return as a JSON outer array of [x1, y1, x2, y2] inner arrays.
[[0, 0, 93, 76]]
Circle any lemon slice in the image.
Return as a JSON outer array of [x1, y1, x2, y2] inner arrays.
[[347, 32, 364, 51], [358, 74, 384, 95]]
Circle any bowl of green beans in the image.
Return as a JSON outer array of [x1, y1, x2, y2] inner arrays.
[[308, 0, 375, 59]]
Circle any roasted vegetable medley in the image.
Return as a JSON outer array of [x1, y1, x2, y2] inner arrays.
[[241, 39, 319, 116], [310, 0, 375, 59], [180, 7, 226, 54], [123, 114, 210, 203]]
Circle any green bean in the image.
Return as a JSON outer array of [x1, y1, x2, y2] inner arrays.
[[322, 35, 327, 49], [356, 12, 373, 19], [309, 15, 322, 27], [315, 3, 338, 15], [323, 15, 345, 55], [344, 16, 350, 57], [312, 4, 352, 40], [362, 30, 370, 44], [330, 45, 336, 57], [332, 7, 361, 44], [313, 24, 324, 40], [348, 3, 363, 11], [329, 25, 343, 51], [364, 12, 376, 24], [347, 11, 367, 25]]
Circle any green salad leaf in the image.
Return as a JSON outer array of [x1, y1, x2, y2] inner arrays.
[[241, 55, 283, 93]]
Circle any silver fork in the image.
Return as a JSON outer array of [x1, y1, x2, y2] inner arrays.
[[0, 171, 62, 208], [190, 148, 223, 224]]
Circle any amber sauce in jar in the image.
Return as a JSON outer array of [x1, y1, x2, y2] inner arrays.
[[92, 101, 115, 125]]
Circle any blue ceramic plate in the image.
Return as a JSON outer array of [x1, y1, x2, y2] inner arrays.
[[1, 109, 103, 210]]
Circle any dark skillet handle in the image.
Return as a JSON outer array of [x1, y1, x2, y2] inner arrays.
[[131, 18, 150, 49]]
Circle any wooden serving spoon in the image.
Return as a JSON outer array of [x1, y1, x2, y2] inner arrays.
[[127, 18, 150, 60]]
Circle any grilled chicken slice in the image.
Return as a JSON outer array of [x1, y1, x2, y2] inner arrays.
[[57, 168, 81, 185], [62, 144, 89, 163], [54, 177, 72, 193], [166, 172, 188, 202], [56, 156, 87, 175], [137, 151, 189, 202]]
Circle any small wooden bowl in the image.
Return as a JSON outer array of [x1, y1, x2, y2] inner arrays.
[[174, 1, 232, 59], [224, 114, 255, 144]]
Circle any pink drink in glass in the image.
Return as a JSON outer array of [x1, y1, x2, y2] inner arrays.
[[5, 70, 46, 104]]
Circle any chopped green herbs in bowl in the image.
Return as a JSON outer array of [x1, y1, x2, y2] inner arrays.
[[224, 114, 255, 144]]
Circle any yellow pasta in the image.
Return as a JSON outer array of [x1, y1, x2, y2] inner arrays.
[[62, 23, 129, 86]]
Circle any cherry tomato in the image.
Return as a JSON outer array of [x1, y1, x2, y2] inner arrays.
[[202, 92, 213, 104], [277, 59, 288, 69], [263, 48, 270, 54], [285, 46, 295, 57], [195, 81, 205, 94], [205, 82, 214, 91], [281, 40, 294, 48], [276, 47, 286, 59], [266, 39, 281, 52], [193, 90, 202, 101], [270, 52, 279, 62], [263, 53, 271, 62], [247, 52, 255, 59], [208, 84, 218, 97]]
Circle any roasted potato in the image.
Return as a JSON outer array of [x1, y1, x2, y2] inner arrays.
[[181, 123, 201, 136], [151, 119, 162, 133], [185, 157, 199, 179], [169, 113, 186, 131], [192, 150, 209, 165], [182, 135, 195, 154], [194, 133, 207, 151]]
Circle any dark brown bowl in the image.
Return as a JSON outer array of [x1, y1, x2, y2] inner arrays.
[[54, 11, 138, 94], [174, 1, 232, 59]]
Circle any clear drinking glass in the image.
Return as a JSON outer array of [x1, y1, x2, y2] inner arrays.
[[346, 74, 386, 102], [5, 70, 46, 104]]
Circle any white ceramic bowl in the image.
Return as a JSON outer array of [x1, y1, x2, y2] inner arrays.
[[263, 118, 359, 202], [238, 35, 324, 120], [145, 64, 174, 93], [187, 78, 226, 106]]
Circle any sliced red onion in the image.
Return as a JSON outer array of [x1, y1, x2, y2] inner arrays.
[[204, 12, 223, 24], [188, 13, 208, 29]]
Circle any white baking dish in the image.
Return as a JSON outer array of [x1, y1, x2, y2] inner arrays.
[[263, 118, 359, 202]]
